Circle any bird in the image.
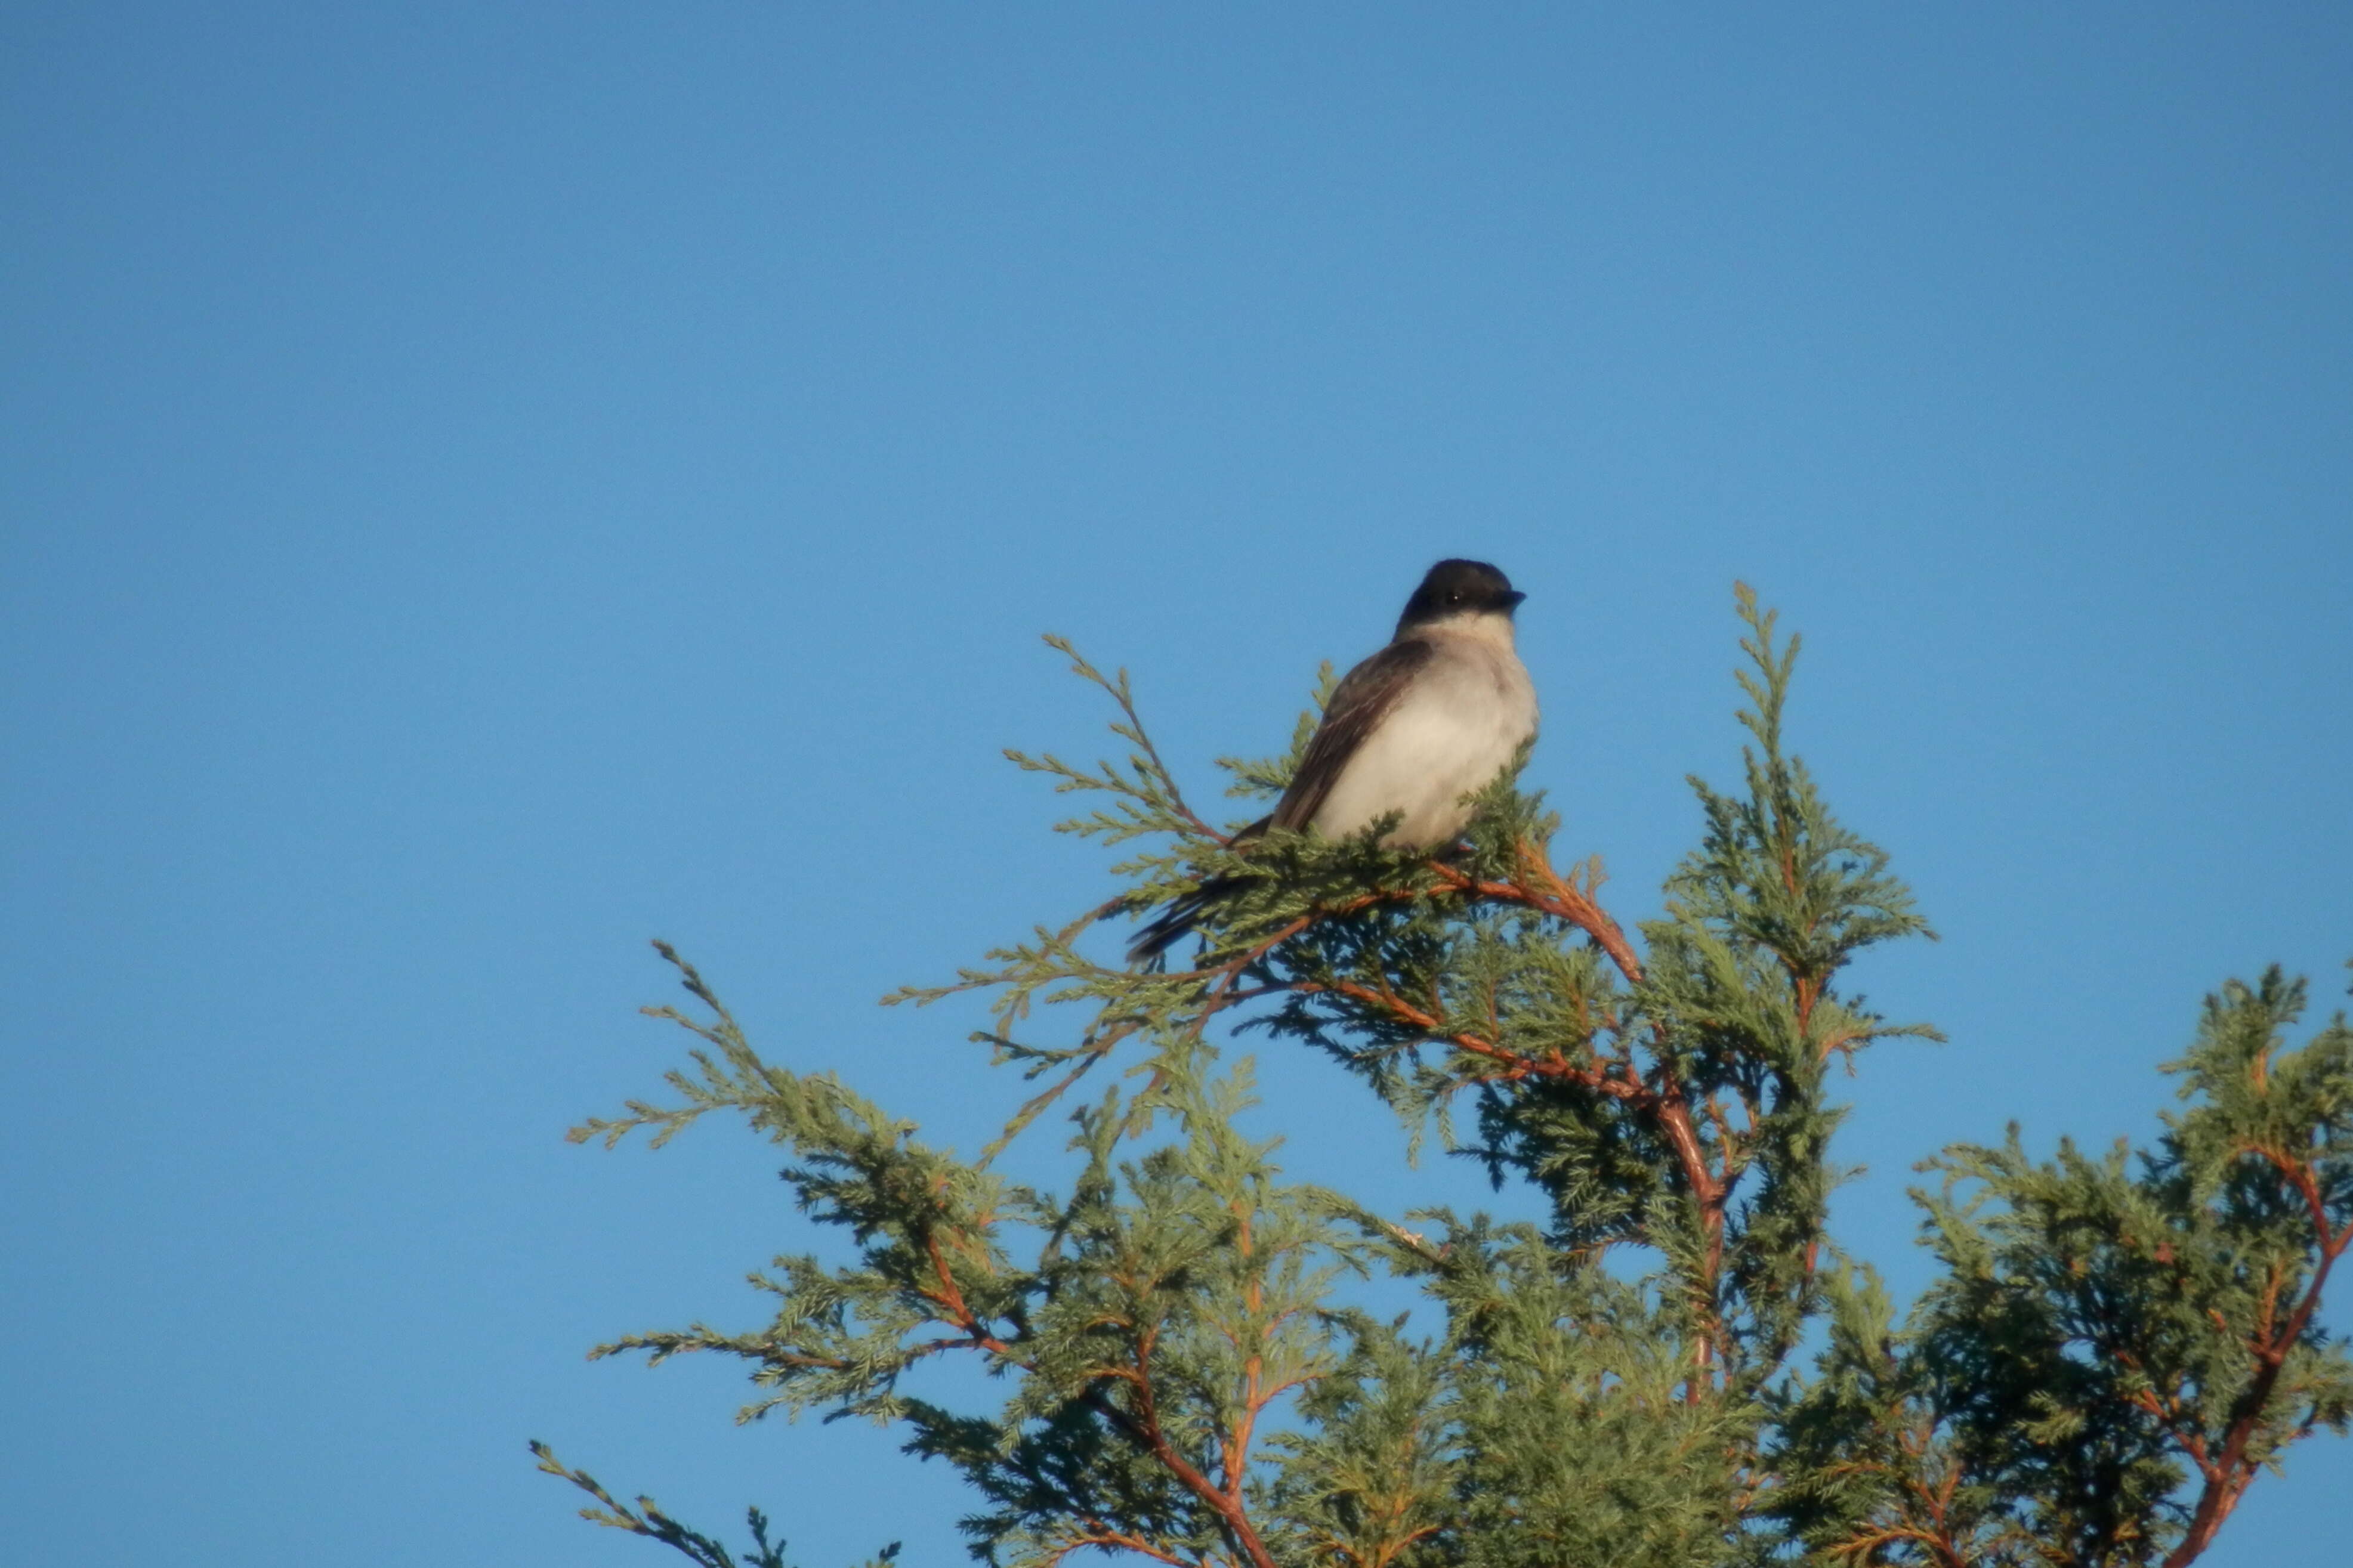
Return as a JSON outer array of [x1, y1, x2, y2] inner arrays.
[[1129, 558, 1537, 963]]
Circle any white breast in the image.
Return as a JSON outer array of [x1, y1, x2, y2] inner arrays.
[[1310, 618, 1537, 848]]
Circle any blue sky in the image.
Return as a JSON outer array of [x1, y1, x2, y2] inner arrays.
[[4, 5, 2349, 1564]]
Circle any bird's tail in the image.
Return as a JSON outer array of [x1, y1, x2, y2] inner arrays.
[[1126, 815, 1273, 967], [1127, 876, 1247, 966]]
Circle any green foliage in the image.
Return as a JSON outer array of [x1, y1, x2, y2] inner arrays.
[[1773, 969, 2353, 1566], [536, 591, 2349, 1568]]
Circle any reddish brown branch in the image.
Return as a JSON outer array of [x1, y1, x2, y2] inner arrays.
[[920, 1230, 1025, 1363], [1423, 839, 1645, 985], [1285, 978, 1670, 1109], [2159, 1146, 2351, 1568], [1283, 966, 1728, 1387], [1224, 1207, 1262, 1501], [1166, 832, 1736, 1390], [1429, 843, 1727, 1383], [1046, 1526, 1193, 1568], [1821, 1412, 1974, 1568], [1089, 1335, 1283, 1568]]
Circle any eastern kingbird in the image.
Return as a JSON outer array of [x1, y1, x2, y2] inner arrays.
[[1130, 558, 1537, 963]]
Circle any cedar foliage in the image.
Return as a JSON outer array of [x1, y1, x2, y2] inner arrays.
[[535, 589, 2350, 1568]]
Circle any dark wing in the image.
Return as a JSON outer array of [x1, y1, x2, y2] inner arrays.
[[1270, 637, 1434, 833], [1128, 639, 1431, 967]]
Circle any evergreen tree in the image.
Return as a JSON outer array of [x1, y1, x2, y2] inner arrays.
[[535, 589, 2350, 1568]]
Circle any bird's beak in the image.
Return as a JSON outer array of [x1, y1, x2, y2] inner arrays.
[[1500, 590, 1527, 613]]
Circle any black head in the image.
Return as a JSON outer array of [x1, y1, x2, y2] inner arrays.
[[1396, 559, 1524, 635]]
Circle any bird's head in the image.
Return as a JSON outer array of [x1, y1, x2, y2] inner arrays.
[[1397, 558, 1525, 638]]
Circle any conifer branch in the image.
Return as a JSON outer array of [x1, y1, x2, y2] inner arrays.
[[529, 1442, 876, 1568], [545, 592, 2346, 1568], [1425, 839, 1645, 985]]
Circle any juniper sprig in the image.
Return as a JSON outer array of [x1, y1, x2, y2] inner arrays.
[[539, 590, 2347, 1568]]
